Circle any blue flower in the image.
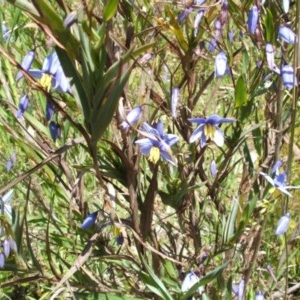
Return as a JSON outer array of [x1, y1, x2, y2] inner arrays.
[[49, 121, 61, 142], [278, 26, 296, 44], [214, 51, 228, 77], [135, 120, 178, 165], [281, 64, 297, 89], [171, 87, 179, 118], [46, 100, 54, 121], [210, 160, 218, 178], [194, 9, 205, 36], [265, 43, 280, 74], [189, 114, 236, 147], [28, 52, 71, 92], [17, 95, 29, 119], [255, 291, 265, 300], [260, 169, 300, 197], [16, 50, 35, 81], [119, 106, 142, 131], [181, 271, 203, 294], [0, 252, 4, 268], [248, 5, 259, 34], [81, 211, 98, 229], [275, 213, 290, 235], [178, 7, 193, 23], [0, 190, 14, 218]]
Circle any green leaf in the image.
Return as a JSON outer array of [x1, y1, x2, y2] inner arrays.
[[264, 8, 275, 42], [235, 75, 247, 108], [141, 256, 174, 300], [103, 0, 119, 22]]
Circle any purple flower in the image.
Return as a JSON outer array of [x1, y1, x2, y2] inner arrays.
[[178, 7, 193, 23], [278, 26, 296, 44], [81, 211, 98, 229], [0, 253, 4, 268], [3, 239, 10, 258], [194, 9, 205, 36], [260, 170, 300, 197], [171, 87, 179, 118], [135, 120, 178, 165], [16, 50, 35, 81], [214, 51, 228, 77], [281, 65, 297, 89], [189, 114, 236, 147], [265, 43, 280, 74], [46, 100, 54, 121], [210, 160, 218, 178], [248, 5, 259, 34], [275, 213, 290, 235], [49, 121, 61, 142], [255, 291, 265, 300], [119, 106, 142, 131], [17, 95, 29, 119], [28, 52, 71, 92], [181, 272, 203, 294]]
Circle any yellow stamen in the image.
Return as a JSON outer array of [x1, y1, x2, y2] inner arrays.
[[148, 147, 160, 164], [40, 73, 52, 92], [204, 124, 216, 140], [113, 226, 122, 237]]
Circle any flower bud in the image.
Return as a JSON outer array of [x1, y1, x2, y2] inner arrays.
[[278, 26, 296, 44], [81, 211, 98, 230], [248, 5, 259, 34], [17, 95, 29, 119], [214, 51, 228, 78], [275, 213, 290, 235]]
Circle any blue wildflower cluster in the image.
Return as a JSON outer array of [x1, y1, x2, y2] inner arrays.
[[16, 50, 71, 142]]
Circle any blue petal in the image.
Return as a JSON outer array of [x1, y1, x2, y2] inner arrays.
[[28, 69, 44, 80], [189, 124, 205, 143], [282, 0, 290, 13], [210, 160, 218, 178], [275, 213, 290, 235], [164, 134, 179, 146], [81, 211, 98, 229], [155, 120, 164, 137], [278, 26, 296, 44], [42, 52, 60, 74], [16, 50, 35, 81], [206, 114, 236, 125], [213, 127, 225, 147], [281, 64, 297, 89], [260, 172, 275, 186], [188, 117, 206, 124], [17, 95, 29, 119], [214, 51, 228, 78], [135, 138, 153, 155], [181, 272, 199, 292], [271, 159, 283, 174], [274, 172, 287, 187], [248, 5, 259, 34]]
